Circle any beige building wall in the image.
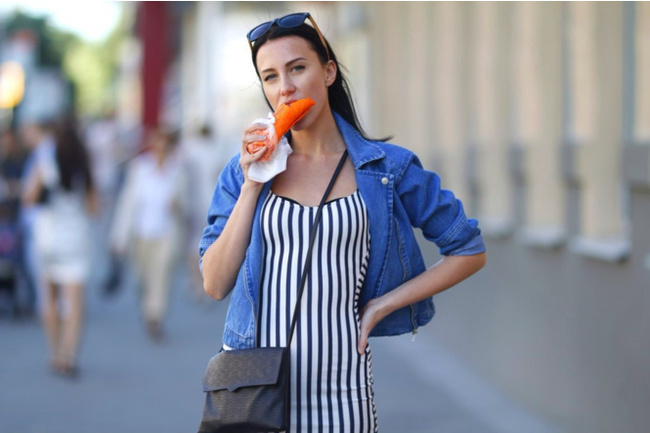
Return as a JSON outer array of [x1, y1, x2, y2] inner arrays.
[[338, 2, 649, 433], [568, 2, 628, 257], [516, 2, 566, 246], [636, 2, 650, 142], [431, 2, 471, 207]]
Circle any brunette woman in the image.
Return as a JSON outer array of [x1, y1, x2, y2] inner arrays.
[[199, 12, 486, 431]]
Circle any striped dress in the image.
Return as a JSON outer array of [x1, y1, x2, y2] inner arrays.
[[258, 189, 378, 433]]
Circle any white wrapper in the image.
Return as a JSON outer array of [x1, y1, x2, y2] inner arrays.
[[247, 114, 293, 183]]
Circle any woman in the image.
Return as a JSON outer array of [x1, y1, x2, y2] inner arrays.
[[199, 12, 487, 432], [111, 127, 185, 341], [22, 115, 98, 378]]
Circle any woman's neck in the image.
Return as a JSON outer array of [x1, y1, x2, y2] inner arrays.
[[155, 151, 167, 168], [289, 110, 346, 156]]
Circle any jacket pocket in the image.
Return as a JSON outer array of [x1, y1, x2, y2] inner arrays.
[[393, 217, 411, 281]]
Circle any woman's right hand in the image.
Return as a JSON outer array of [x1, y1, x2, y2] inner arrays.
[[240, 124, 270, 185]]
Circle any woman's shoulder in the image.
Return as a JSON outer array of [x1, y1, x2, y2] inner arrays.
[[360, 138, 421, 175], [335, 112, 417, 169], [375, 140, 417, 158]]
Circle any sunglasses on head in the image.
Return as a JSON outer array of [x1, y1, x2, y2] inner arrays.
[[246, 12, 331, 61]]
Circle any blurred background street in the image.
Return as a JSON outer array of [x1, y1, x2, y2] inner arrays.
[[0, 2, 649, 433], [0, 262, 560, 433]]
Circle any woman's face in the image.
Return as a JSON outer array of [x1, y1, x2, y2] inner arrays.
[[148, 130, 169, 156], [255, 36, 336, 130]]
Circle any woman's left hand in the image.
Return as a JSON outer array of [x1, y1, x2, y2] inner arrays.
[[358, 298, 388, 355], [356, 253, 487, 355]]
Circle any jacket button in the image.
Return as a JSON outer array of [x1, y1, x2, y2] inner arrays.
[[381, 177, 389, 185]]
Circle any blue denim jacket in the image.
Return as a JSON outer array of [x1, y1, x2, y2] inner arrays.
[[199, 112, 485, 349]]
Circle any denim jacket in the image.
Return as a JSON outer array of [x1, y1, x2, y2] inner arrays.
[[199, 112, 485, 349]]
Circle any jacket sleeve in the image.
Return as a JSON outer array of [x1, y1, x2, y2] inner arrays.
[[396, 153, 485, 256], [198, 155, 244, 266]]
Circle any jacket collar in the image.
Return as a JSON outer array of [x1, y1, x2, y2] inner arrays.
[[333, 111, 385, 169]]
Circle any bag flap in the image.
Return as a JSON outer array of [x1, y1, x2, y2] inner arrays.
[[202, 347, 286, 392]]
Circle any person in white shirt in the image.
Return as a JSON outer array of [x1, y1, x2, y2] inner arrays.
[[22, 115, 98, 378], [111, 127, 186, 340]]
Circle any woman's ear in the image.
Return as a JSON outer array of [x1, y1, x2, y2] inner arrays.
[[324, 60, 337, 87]]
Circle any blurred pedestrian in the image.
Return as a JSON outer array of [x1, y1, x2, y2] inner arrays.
[[0, 128, 27, 314], [84, 111, 127, 297], [0, 128, 28, 213], [199, 12, 486, 431], [180, 124, 228, 302], [18, 119, 56, 317], [110, 126, 186, 341], [22, 115, 98, 378]]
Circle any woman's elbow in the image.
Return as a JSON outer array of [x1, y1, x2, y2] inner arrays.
[[203, 278, 231, 301], [472, 252, 487, 273]]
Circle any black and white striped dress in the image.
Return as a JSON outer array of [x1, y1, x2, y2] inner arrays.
[[259, 189, 378, 433]]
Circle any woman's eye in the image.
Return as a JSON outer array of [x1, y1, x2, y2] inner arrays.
[[291, 65, 305, 73], [263, 74, 278, 82]]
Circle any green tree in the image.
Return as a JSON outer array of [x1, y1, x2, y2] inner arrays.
[[62, 7, 129, 116], [2, 11, 77, 69], [2, 8, 127, 117]]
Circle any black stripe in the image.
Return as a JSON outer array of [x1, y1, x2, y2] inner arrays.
[[342, 195, 355, 431], [285, 204, 294, 347], [295, 204, 305, 430], [305, 206, 314, 431], [315, 205, 325, 432], [325, 203, 335, 433], [274, 197, 286, 346], [260, 193, 274, 346], [334, 199, 345, 430], [351, 194, 365, 433]]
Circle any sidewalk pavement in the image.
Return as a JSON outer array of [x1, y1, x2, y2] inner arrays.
[[0, 269, 563, 433]]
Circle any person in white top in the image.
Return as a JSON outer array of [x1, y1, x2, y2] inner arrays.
[[22, 115, 99, 378], [111, 127, 186, 340]]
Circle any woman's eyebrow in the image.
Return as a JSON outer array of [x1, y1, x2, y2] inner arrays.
[[260, 57, 308, 75]]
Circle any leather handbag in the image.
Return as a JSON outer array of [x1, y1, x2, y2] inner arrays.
[[197, 151, 349, 433]]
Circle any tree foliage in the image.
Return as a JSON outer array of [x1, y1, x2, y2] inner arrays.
[[2, 8, 128, 116], [2, 10, 78, 69]]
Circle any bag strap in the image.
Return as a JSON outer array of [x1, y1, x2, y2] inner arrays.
[[284, 150, 348, 345]]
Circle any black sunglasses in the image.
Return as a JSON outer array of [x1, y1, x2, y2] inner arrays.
[[246, 12, 331, 61]]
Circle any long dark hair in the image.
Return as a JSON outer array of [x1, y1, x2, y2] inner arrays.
[[54, 116, 94, 193], [251, 21, 389, 142]]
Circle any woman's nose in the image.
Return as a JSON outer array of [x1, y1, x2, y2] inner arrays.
[[280, 75, 295, 95]]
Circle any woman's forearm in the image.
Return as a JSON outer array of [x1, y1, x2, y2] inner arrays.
[[358, 252, 486, 353], [380, 253, 486, 313], [202, 183, 263, 300]]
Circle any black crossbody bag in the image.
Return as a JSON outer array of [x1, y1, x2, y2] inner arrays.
[[197, 150, 349, 433]]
